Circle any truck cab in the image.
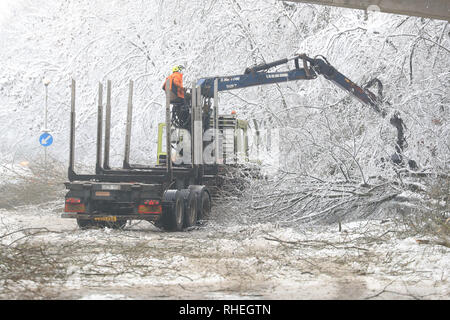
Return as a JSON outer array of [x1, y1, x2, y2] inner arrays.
[[157, 113, 249, 166]]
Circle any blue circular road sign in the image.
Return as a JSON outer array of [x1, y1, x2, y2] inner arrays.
[[39, 132, 53, 147]]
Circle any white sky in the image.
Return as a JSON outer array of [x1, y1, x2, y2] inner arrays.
[[0, 0, 17, 28]]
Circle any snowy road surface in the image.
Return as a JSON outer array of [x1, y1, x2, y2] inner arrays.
[[0, 199, 448, 300]]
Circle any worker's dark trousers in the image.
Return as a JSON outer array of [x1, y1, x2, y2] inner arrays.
[[170, 97, 184, 104]]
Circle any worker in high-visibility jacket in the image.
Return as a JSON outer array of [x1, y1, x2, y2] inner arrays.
[[162, 65, 185, 104]]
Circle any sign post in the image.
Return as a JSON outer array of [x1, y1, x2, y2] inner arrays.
[[41, 78, 52, 169]]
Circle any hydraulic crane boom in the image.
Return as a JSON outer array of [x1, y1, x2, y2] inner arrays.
[[198, 54, 383, 113], [197, 56, 313, 96], [196, 54, 409, 166]]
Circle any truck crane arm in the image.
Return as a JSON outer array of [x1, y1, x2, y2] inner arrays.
[[298, 54, 386, 116], [197, 55, 316, 97], [198, 54, 385, 114], [196, 54, 410, 166]]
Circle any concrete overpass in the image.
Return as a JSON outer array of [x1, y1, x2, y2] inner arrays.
[[282, 0, 450, 21]]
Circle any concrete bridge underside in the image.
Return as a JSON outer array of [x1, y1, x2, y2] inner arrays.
[[283, 0, 450, 21]]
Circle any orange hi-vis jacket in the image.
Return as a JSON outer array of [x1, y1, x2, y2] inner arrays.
[[162, 72, 184, 101]]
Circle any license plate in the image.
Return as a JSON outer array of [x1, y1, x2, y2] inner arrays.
[[102, 184, 121, 190], [95, 191, 111, 197], [94, 216, 117, 222]]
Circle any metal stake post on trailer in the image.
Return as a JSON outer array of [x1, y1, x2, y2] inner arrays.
[[192, 84, 203, 182], [103, 80, 112, 170], [190, 82, 196, 169], [213, 78, 220, 165], [197, 86, 204, 179], [96, 83, 103, 174], [165, 79, 173, 181], [123, 80, 134, 169]]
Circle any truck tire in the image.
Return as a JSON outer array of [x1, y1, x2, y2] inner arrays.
[[76, 202, 95, 229], [199, 189, 211, 220], [76, 218, 93, 230], [188, 185, 211, 221], [161, 190, 185, 231], [180, 189, 197, 228]]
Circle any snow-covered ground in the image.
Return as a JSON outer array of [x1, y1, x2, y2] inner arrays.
[[0, 195, 448, 300], [0, 0, 448, 300], [0, 162, 33, 186]]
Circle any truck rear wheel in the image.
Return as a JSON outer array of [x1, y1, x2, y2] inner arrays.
[[199, 190, 211, 220], [181, 189, 197, 228], [76, 218, 93, 230], [162, 190, 185, 231], [188, 186, 211, 221]]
